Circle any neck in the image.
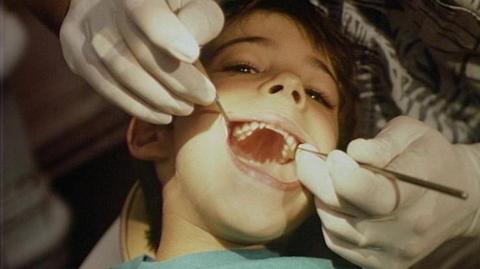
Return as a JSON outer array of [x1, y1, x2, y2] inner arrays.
[[155, 184, 265, 261]]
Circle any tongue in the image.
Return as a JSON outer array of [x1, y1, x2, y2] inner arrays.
[[232, 128, 285, 163]]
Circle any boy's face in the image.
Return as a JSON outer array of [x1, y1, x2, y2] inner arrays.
[[158, 10, 340, 244]]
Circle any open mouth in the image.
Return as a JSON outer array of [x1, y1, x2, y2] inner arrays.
[[229, 121, 300, 164], [227, 119, 303, 189]]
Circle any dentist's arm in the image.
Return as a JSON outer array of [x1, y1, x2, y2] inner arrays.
[[296, 116, 480, 269], [17, 0, 224, 125], [17, 0, 70, 33]]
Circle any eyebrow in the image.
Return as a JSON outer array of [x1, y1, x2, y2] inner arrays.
[[211, 36, 275, 56], [307, 56, 338, 84]]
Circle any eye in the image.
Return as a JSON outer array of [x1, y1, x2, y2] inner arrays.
[[223, 63, 259, 74], [305, 88, 335, 109]]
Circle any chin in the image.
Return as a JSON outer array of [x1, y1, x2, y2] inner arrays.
[[221, 223, 288, 245], [212, 202, 312, 245]]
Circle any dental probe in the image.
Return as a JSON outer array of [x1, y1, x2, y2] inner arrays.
[[295, 145, 469, 200], [214, 93, 231, 123], [193, 61, 231, 123]]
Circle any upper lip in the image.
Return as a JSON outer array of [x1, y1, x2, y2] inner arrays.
[[226, 111, 312, 144]]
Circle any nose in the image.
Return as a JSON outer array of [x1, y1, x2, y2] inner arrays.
[[260, 72, 306, 106]]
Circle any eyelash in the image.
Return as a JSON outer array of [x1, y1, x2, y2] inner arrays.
[[223, 62, 259, 74], [223, 63, 335, 109], [305, 89, 335, 109]]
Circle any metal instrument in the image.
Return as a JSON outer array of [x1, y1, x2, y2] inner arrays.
[[214, 94, 230, 123], [296, 145, 468, 200], [194, 61, 230, 123]]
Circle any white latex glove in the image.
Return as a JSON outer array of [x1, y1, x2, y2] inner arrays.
[[60, 0, 224, 124], [296, 116, 480, 269]]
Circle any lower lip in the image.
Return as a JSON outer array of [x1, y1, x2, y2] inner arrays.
[[226, 141, 301, 191]]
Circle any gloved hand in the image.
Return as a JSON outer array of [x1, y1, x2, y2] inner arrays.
[[296, 116, 480, 269], [60, 0, 224, 124]]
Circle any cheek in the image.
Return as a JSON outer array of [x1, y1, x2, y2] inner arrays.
[[306, 109, 339, 150], [209, 74, 232, 91], [170, 116, 234, 218], [172, 114, 226, 172], [169, 115, 221, 186], [211, 75, 257, 97]]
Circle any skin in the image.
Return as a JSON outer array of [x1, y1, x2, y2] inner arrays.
[[129, 10, 341, 261]]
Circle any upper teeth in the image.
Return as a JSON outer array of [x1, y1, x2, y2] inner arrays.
[[232, 121, 298, 161]]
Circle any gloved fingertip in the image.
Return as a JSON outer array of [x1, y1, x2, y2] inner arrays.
[[170, 37, 200, 63], [326, 150, 359, 173], [173, 103, 195, 116], [176, 0, 225, 46], [347, 138, 388, 166], [346, 138, 380, 161], [154, 115, 173, 125], [346, 138, 367, 157], [295, 144, 327, 168], [295, 143, 317, 159], [295, 144, 332, 199], [196, 81, 217, 106]]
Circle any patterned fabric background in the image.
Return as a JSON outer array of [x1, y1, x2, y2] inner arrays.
[[315, 0, 480, 143]]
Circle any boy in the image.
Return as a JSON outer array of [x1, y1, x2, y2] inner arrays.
[[115, 0, 357, 268]]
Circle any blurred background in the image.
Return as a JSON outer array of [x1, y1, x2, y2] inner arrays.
[[2, 3, 136, 268]]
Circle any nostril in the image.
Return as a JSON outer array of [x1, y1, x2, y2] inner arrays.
[[292, 91, 300, 102], [269, 85, 283, 94]]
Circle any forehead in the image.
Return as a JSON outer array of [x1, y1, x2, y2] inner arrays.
[[212, 10, 325, 56], [205, 9, 337, 83]]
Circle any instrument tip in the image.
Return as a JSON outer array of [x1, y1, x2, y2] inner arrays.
[[214, 94, 230, 123]]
